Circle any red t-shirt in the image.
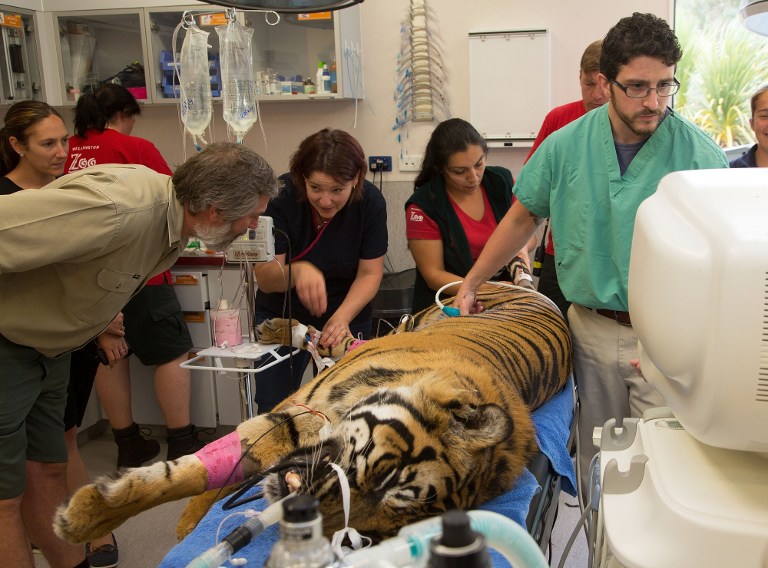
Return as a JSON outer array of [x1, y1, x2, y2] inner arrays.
[[406, 187, 498, 261], [65, 128, 173, 176], [524, 100, 587, 255], [65, 128, 173, 284]]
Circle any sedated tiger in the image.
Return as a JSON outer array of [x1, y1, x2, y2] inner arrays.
[[54, 286, 571, 545]]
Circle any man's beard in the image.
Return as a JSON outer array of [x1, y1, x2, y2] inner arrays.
[[193, 222, 241, 251], [615, 105, 663, 137]]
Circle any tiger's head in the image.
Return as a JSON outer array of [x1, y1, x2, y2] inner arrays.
[[262, 375, 536, 541]]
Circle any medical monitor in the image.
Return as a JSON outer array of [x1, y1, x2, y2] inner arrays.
[[628, 168, 768, 453]]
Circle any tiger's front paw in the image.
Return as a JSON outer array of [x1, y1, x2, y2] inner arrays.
[[54, 481, 119, 543]]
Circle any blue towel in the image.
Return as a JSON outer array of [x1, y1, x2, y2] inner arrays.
[[533, 378, 577, 496], [160, 381, 575, 567]]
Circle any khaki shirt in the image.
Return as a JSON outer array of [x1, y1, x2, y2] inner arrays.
[[0, 164, 185, 357]]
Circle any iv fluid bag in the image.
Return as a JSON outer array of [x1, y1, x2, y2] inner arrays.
[[179, 23, 212, 144], [217, 20, 257, 143]]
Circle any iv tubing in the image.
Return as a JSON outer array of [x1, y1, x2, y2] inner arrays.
[[184, 495, 288, 568], [343, 510, 549, 568]]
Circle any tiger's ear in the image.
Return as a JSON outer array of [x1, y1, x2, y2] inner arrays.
[[450, 403, 513, 451]]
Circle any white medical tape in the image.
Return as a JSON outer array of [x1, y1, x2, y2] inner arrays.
[[328, 462, 370, 556]]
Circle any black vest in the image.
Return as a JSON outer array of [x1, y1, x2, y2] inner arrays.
[[405, 166, 514, 312]]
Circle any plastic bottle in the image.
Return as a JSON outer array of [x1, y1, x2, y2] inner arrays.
[[330, 57, 337, 94], [266, 495, 337, 568], [316, 61, 326, 94], [322, 64, 331, 95], [304, 78, 316, 94]]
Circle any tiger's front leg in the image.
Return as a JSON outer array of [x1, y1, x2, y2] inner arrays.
[[55, 409, 327, 544], [54, 455, 208, 544]]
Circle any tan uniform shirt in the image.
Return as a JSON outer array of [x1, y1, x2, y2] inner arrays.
[[0, 164, 185, 357]]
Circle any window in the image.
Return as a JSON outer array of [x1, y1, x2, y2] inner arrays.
[[675, 0, 768, 147]]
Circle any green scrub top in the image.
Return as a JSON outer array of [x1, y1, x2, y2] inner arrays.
[[515, 106, 728, 311]]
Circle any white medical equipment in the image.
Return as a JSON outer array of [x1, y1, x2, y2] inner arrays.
[[595, 169, 768, 568], [225, 216, 275, 265]]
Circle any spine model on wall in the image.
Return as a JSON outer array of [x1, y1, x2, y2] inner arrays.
[[393, 0, 450, 130]]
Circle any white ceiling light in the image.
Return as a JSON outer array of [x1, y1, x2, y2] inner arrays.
[[740, 0, 768, 36]]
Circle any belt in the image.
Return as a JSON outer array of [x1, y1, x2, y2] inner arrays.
[[594, 308, 632, 326]]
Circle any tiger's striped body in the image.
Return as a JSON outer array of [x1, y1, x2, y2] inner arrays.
[[55, 286, 571, 544]]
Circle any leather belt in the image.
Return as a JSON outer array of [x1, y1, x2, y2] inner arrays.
[[595, 308, 632, 326]]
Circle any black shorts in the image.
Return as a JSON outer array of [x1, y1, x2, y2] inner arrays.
[[64, 342, 100, 431], [123, 283, 193, 366]]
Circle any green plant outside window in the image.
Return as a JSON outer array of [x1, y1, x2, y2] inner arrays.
[[675, 0, 768, 147]]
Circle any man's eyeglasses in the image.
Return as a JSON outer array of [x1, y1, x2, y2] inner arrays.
[[609, 78, 680, 98]]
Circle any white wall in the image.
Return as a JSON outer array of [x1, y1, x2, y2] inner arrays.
[[71, 0, 673, 178]]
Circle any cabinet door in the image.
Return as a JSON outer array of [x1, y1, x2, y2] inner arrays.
[[53, 9, 148, 104], [241, 8, 362, 100], [0, 7, 44, 104], [145, 7, 226, 105], [243, 10, 336, 98]]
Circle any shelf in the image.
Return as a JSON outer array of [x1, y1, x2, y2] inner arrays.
[[180, 342, 300, 373]]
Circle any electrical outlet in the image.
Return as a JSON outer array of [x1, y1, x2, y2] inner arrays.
[[400, 155, 423, 172], [368, 155, 392, 172]]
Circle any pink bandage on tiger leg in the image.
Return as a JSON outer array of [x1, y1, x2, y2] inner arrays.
[[194, 430, 244, 490]]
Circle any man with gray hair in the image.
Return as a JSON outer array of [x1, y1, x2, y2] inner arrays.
[[0, 142, 279, 568]]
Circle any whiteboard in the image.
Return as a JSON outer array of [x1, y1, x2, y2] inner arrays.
[[469, 30, 550, 147]]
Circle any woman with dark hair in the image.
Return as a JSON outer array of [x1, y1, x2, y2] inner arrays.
[[253, 128, 388, 412], [405, 118, 534, 313], [66, 82, 168, 174], [65, 83, 206, 478], [0, 100, 68, 191]]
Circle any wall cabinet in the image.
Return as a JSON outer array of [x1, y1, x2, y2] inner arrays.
[[0, 5, 44, 105], [43, 3, 362, 106], [54, 9, 148, 103]]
